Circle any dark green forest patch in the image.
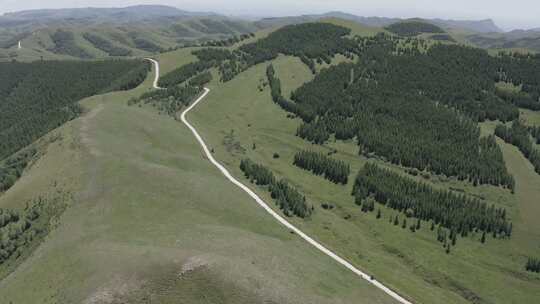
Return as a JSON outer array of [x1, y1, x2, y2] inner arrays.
[[0, 59, 149, 160], [386, 21, 445, 36]]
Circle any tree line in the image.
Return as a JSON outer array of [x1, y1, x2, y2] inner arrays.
[[188, 71, 213, 87], [0, 196, 58, 266], [158, 60, 215, 88], [495, 120, 540, 174], [495, 87, 540, 111], [0, 148, 36, 193], [130, 84, 203, 117], [293, 150, 350, 184], [266, 64, 316, 122], [0, 59, 149, 160], [353, 163, 512, 240], [199, 33, 255, 47], [240, 159, 312, 218]]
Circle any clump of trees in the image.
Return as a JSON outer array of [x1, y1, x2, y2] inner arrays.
[[200, 33, 255, 47], [266, 64, 316, 122], [495, 120, 540, 174], [525, 257, 540, 273], [240, 159, 275, 185], [0, 148, 37, 193], [353, 163, 513, 240], [0, 59, 149, 160], [131, 85, 203, 116], [0, 196, 61, 266], [293, 150, 350, 184], [188, 71, 213, 87], [240, 159, 312, 218]]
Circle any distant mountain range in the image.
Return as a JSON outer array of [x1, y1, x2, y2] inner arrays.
[[0, 6, 504, 33], [1, 5, 539, 59], [254, 11, 503, 33], [0, 5, 216, 28]]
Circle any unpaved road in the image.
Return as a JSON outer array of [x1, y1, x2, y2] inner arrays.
[[144, 58, 162, 89], [147, 59, 413, 304]]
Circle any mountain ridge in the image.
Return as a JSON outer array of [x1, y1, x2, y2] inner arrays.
[[256, 11, 503, 33], [1, 6, 504, 33]]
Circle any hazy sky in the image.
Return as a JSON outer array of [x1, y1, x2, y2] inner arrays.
[[0, 0, 538, 30]]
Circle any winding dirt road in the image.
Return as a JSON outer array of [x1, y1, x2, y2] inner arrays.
[[148, 59, 413, 304]]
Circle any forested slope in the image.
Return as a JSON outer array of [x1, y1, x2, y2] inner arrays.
[[0, 59, 149, 160], [176, 20, 540, 303]]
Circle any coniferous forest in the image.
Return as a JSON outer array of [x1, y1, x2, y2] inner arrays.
[[0, 60, 149, 161], [495, 121, 540, 174], [353, 163, 512, 241], [130, 84, 204, 116], [240, 159, 312, 218], [293, 150, 350, 184], [256, 26, 540, 189], [0, 148, 36, 193]]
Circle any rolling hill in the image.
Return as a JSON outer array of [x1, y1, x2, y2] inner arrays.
[[0, 5, 261, 61], [0, 7, 540, 304]]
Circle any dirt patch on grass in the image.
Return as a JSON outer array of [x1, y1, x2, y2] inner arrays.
[[84, 275, 145, 304], [80, 104, 104, 157], [84, 256, 269, 304]]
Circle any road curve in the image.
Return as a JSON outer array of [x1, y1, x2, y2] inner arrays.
[[148, 59, 413, 304], [144, 58, 162, 89]]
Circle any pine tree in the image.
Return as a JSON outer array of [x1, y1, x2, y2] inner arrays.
[[402, 218, 407, 229], [394, 215, 399, 226], [376, 208, 381, 219], [481, 231, 486, 243]]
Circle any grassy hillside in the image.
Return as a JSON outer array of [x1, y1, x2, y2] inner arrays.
[[0, 48, 397, 304], [0, 17, 260, 62], [467, 31, 540, 53], [177, 21, 540, 304], [1, 18, 540, 304]]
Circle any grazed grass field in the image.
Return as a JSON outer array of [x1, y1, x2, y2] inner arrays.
[[189, 53, 540, 304], [0, 49, 396, 304]]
